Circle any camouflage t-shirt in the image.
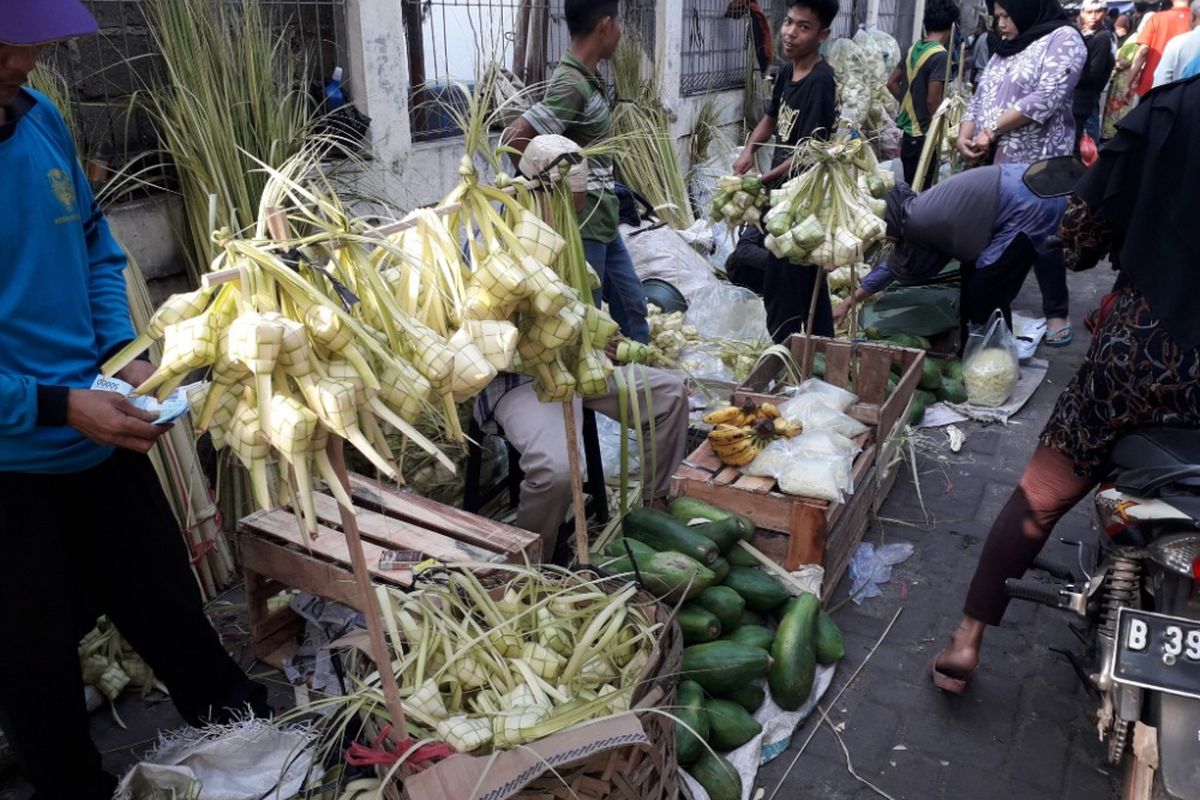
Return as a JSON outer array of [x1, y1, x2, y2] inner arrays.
[[522, 52, 619, 243]]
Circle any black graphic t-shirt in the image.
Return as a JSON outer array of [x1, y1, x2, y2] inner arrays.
[[766, 59, 837, 170]]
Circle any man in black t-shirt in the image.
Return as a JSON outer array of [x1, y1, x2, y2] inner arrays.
[[887, 0, 959, 188], [728, 0, 839, 341]]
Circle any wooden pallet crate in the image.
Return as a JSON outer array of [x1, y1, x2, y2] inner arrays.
[[731, 333, 924, 446], [670, 438, 878, 602], [239, 474, 541, 667]]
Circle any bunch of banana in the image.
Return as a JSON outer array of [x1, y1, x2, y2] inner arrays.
[[707, 415, 804, 467], [702, 400, 782, 428], [707, 423, 761, 466]]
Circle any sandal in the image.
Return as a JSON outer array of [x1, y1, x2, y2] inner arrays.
[[929, 649, 973, 694], [1044, 324, 1073, 348]]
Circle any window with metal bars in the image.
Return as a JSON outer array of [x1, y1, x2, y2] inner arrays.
[[402, 0, 655, 142], [680, 0, 784, 96], [30, 0, 347, 183]]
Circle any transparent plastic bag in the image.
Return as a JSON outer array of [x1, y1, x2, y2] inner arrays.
[[684, 283, 770, 344], [798, 378, 858, 412], [848, 542, 914, 604], [743, 438, 855, 502], [776, 454, 854, 502], [785, 402, 870, 439], [779, 393, 844, 419], [788, 430, 860, 458], [962, 309, 1020, 408]]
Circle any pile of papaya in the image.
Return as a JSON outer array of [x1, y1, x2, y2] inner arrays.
[[592, 497, 845, 800]]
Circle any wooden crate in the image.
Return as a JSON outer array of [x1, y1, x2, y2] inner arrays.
[[732, 334, 924, 445], [670, 438, 879, 602], [239, 474, 541, 667]]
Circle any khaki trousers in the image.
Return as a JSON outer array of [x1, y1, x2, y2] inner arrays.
[[490, 366, 689, 554]]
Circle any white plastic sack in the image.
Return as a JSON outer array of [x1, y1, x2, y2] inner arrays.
[[621, 222, 722, 303], [684, 283, 770, 344], [116, 719, 317, 800], [798, 377, 858, 412]]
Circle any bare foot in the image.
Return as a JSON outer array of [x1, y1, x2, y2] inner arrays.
[[931, 617, 986, 691]]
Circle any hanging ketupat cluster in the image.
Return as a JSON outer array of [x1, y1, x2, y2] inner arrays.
[[762, 137, 893, 269], [108, 137, 625, 540]]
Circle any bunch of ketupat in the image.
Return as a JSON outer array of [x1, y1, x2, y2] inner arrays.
[[107, 127, 627, 543], [313, 566, 662, 755], [826, 29, 901, 137], [79, 617, 160, 712], [762, 137, 891, 269], [708, 174, 769, 230], [446, 158, 623, 404], [647, 304, 699, 361]]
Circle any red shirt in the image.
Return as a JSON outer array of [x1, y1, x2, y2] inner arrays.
[[1136, 7, 1194, 95]]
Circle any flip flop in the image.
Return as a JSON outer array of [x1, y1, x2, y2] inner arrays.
[[929, 649, 972, 694], [1045, 324, 1073, 348]]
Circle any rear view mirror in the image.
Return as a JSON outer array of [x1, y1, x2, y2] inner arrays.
[[1022, 156, 1087, 198]]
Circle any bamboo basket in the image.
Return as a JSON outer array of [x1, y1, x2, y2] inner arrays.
[[371, 573, 682, 800]]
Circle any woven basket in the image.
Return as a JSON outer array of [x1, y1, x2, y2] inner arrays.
[[371, 572, 682, 800]]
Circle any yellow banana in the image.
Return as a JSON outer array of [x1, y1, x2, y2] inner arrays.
[[773, 418, 803, 437], [703, 405, 743, 426], [719, 444, 759, 466], [707, 424, 752, 445], [758, 402, 781, 420]]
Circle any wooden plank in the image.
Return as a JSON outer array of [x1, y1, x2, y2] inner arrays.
[[713, 467, 741, 486], [786, 502, 827, 570], [730, 473, 776, 494], [880, 348, 924, 447], [673, 463, 714, 482], [671, 479, 794, 532], [822, 341, 853, 389], [857, 347, 894, 405], [241, 531, 408, 605], [309, 493, 502, 564], [687, 441, 724, 472], [242, 509, 412, 589], [347, 474, 540, 562]]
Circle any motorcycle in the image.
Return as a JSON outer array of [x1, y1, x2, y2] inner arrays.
[[1004, 428, 1200, 799], [1004, 158, 1200, 800]]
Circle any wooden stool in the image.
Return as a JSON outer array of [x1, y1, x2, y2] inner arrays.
[[463, 407, 609, 525], [239, 473, 541, 667]]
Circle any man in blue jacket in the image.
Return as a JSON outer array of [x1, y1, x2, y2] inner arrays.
[[0, 3, 267, 796]]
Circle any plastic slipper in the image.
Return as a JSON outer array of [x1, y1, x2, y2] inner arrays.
[[1045, 324, 1073, 348], [929, 650, 972, 694]]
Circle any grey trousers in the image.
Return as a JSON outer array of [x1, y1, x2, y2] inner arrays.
[[490, 366, 689, 554]]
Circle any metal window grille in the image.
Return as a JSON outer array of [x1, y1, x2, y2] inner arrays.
[[680, 0, 775, 96], [34, 0, 346, 179], [402, 0, 656, 142]]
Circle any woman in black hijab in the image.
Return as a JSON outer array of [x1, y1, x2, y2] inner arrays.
[[930, 75, 1200, 694]]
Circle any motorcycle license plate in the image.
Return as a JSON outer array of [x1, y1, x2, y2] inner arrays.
[[1112, 608, 1200, 700]]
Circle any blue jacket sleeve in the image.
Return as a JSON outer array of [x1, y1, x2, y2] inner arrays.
[[0, 373, 40, 434], [860, 260, 896, 295]]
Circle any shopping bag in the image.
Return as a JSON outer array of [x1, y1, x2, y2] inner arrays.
[[1079, 132, 1098, 167], [962, 309, 1020, 407]]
